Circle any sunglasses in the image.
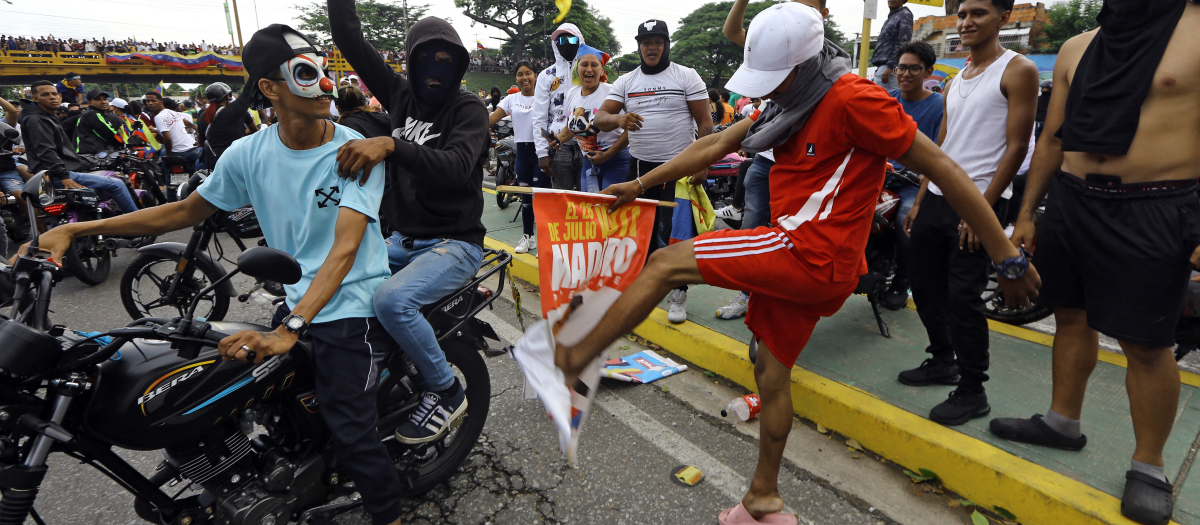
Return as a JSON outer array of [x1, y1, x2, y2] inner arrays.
[[556, 36, 579, 46]]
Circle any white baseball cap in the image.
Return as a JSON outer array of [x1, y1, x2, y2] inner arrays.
[[725, 2, 824, 98], [110, 98, 128, 109]]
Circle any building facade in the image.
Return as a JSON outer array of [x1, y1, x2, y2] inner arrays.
[[912, 2, 1050, 59]]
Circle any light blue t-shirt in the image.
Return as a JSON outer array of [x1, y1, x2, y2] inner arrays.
[[198, 124, 389, 323], [888, 89, 943, 171]]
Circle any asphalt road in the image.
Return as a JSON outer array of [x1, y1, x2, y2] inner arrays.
[[22, 229, 906, 525]]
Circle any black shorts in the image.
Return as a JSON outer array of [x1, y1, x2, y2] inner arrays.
[[1037, 171, 1200, 347]]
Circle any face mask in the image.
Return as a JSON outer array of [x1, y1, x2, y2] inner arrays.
[[278, 32, 335, 100], [555, 35, 579, 62], [411, 41, 459, 110]]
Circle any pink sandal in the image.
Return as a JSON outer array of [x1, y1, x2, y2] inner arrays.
[[718, 503, 798, 525]]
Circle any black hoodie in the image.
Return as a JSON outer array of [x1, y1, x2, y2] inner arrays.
[[73, 106, 125, 154], [18, 99, 89, 180], [329, 0, 488, 247]]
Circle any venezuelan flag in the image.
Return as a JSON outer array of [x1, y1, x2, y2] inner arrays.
[[476, 41, 486, 50]]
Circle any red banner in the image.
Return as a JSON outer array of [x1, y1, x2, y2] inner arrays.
[[533, 189, 656, 319]]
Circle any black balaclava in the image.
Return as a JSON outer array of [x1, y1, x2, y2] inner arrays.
[[636, 21, 672, 75], [555, 36, 579, 62], [411, 40, 460, 112]]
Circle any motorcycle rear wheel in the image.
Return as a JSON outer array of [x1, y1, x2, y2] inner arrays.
[[64, 235, 112, 286], [982, 270, 1052, 325], [386, 338, 490, 495], [120, 253, 230, 321]]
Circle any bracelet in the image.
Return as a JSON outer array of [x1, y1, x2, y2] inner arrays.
[[635, 176, 646, 194]]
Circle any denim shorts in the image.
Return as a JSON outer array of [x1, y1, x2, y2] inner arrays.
[[0, 171, 22, 194]]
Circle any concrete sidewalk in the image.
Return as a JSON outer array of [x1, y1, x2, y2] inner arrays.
[[481, 188, 1200, 525]]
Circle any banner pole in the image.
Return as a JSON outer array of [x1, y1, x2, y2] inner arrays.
[[495, 185, 679, 208]]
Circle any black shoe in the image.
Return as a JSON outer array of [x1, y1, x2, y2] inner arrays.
[[1121, 470, 1173, 525], [898, 357, 960, 386], [989, 414, 1087, 451], [882, 284, 909, 311], [395, 378, 468, 445], [929, 388, 990, 426]]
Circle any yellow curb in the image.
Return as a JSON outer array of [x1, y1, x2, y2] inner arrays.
[[904, 298, 1200, 389], [485, 231, 1181, 525]]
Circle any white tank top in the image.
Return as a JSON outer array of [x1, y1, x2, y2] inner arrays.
[[930, 49, 1018, 199]]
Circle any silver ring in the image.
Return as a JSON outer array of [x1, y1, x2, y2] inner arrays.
[[241, 345, 252, 353]]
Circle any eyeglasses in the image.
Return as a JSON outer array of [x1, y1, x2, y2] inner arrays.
[[556, 36, 579, 45], [893, 65, 928, 76]]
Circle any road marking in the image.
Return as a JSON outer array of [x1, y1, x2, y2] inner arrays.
[[476, 310, 812, 523]]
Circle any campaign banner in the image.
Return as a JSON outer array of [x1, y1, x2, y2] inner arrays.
[[105, 50, 244, 71], [534, 188, 656, 318], [510, 188, 656, 467]]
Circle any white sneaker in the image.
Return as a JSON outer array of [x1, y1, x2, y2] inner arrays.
[[715, 205, 743, 222], [515, 234, 534, 254], [667, 289, 688, 324], [716, 292, 749, 319]]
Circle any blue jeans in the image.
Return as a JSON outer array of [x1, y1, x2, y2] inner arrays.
[[582, 148, 631, 193], [742, 155, 774, 230], [373, 233, 483, 392], [515, 142, 547, 237], [892, 184, 919, 289], [59, 171, 138, 213], [0, 170, 22, 194]]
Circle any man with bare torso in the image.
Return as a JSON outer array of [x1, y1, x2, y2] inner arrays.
[[990, 2, 1200, 523]]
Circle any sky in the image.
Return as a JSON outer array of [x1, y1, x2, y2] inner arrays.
[[0, 0, 1059, 59]]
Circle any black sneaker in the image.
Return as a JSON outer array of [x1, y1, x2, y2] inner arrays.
[[929, 388, 990, 426], [396, 379, 468, 445], [882, 282, 909, 311], [898, 357, 960, 386]]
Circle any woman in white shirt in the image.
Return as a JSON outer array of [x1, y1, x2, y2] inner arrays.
[[553, 44, 629, 193], [488, 61, 540, 253]]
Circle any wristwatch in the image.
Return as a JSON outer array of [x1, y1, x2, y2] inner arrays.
[[994, 253, 1029, 280], [281, 314, 309, 338]]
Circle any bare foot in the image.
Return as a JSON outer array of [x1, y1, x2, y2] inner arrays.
[[741, 491, 785, 519]]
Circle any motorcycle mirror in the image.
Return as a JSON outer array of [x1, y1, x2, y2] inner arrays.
[[236, 247, 301, 285], [0, 121, 18, 141], [20, 173, 53, 254]]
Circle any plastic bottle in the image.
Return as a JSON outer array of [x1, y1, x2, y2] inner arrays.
[[720, 394, 761, 422]]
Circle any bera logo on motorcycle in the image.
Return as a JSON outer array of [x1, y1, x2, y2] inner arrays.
[[136, 361, 212, 409]]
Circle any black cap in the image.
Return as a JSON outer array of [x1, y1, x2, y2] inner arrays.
[[239, 23, 321, 109], [85, 87, 112, 100], [636, 20, 670, 42]]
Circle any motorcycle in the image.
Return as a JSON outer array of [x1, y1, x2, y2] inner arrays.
[[120, 172, 280, 322], [0, 172, 513, 525], [855, 166, 921, 338], [490, 118, 518, 211], [81, 145, 169, 209], [38, 174, 156, 286], [705, 152, 745, 228]]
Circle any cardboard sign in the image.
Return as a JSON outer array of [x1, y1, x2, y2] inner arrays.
[[533, 188, 657, 319]]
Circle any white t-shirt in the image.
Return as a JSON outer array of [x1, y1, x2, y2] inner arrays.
[[740, 103, 757, 118], [154, 109, 196, 152], [606, 63, 707, 163], [498, 92, 536, 144], [562, 83, 624, 153]]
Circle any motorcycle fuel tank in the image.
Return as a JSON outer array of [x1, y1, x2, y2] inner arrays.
[[84, 322, 313, 451]]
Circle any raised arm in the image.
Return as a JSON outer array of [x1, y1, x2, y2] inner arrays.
[[722, 0, 752, 47], [327, 0, 405, 108], [218, 206, 370, 363]]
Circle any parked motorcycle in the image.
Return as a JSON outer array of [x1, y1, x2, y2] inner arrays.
[[39, 176, 156, 285], [82, 145, 169, 209], [0, 172, 513, 525], [856, 166, 921, 338], [490, 118, 518, 210], [120, 172, 277, 322]]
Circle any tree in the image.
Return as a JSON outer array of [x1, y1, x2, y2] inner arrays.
[[614, 51, 641, 72], [824, 14, 852, 52], [294, 0, 431, 52], [458, 0, 619, 62], [165, 83, 185, 96], [1035, 0, 1101, 53], [672, 1, 775, 88]]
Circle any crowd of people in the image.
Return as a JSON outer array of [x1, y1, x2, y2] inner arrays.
[[470, 54, 554, 73], [1, 35, 241, 56], [1, 0, 1194, 524]]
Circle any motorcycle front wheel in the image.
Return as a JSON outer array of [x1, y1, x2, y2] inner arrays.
[[120, 253, 231, 321], [64, 235, 112, 286], [494, 165, 518, 210], [385, 337, 490, 495]]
